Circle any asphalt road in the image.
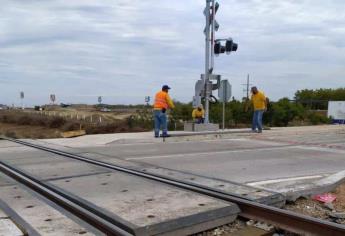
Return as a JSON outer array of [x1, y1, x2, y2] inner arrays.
[[77, 131, 345, 183]]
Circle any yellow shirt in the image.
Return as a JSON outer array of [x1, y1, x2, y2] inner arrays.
[[192, 108, 205, 119], [251, 91, 266, 110]]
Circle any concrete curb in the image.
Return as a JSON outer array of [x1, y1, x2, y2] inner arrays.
[[250, 170, 345, 202], [107, 129, 270, 145], [294, 170, 345, 201]]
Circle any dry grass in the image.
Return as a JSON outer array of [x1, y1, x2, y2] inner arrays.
[[0, 123, 61, 139], [0, 110, 149, 139]]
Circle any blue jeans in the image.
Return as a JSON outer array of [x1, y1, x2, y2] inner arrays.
[[252, 110, 264, 131], [154, 110, 168, 137], [195, 118, 205, 124]]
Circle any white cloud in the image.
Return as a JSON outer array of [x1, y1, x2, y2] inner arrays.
[[0, 0, 345, 106]]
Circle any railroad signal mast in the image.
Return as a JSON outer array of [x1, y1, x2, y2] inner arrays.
[[203, 0, 238, 123]]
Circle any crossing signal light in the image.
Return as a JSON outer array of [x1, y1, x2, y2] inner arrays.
[[214, 42, 224, 55], [214, 39, 238, 55], [225, 39, 238, 54]]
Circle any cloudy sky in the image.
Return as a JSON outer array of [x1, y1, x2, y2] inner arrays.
[[1, 0, 345, 106]]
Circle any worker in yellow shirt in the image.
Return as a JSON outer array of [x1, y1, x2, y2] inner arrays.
[[250, 86, 267, 133], [153, 85, 175, 138], [192, 105, 205, 124]]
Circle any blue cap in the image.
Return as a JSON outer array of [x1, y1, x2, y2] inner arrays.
[[162, 85, 171, 90]]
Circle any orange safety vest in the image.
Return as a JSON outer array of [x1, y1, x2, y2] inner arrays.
[[154, 91, 168, 109]]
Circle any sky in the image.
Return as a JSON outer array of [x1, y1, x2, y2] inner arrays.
[[1, 0, 345, 106]]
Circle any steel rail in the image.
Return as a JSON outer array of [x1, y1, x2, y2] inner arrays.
[[0, 158, 134, 236], [4, 137, 345, 236]]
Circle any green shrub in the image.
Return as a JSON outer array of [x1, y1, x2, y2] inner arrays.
[[271, 98, 305, 126], [307, 112, 331, 125]]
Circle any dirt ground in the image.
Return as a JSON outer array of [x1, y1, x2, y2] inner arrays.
[[285, 183, 345, 224], [333, 184, 345, 212], [0, 123, 61, 139]]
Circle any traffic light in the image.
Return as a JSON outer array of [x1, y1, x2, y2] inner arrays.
[[214, 38, 238, 55], [225, 38, 238, 54], [214, 42, 224, 55]]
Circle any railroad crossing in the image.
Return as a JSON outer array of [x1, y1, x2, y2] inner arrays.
[[1, 125, 345, 235]]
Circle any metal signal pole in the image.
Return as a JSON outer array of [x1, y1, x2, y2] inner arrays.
[[204, 0, 217, 124], [202, 0, 238, 124]]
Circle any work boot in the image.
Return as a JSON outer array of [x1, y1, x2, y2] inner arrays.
[[160, 134, 171, 138]]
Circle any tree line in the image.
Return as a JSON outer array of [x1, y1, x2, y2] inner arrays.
[[129, 88, 345, 130], [295, 88, 345, 109]]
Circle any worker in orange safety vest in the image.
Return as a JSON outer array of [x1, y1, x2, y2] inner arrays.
[[153, 85, 175, 137]]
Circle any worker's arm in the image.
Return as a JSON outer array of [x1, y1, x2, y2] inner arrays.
[[261, 93, 267, 110], [166, 94, 175, 109]]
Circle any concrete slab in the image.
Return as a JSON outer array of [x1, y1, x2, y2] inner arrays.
[[40, 131, 157, 147], [113, 146, 345, 183], [21, 139, 85, 154], [0, 150, 110, 180], [81, 138, 288, 159], [38, 128, 255, 147], [0, 209, 7, 218], [49, 172, 240, 235], [0, 173, 15, 187], [0, 145, 35, 155], [0, 140, 22, 149], [78, 152, 285, 207], [1, 144, 240, 235], [0, 218, 23, 236], [0, 174, 100, 236], [184, 123, 219, 132]]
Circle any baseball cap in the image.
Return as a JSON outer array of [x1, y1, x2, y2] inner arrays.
[[162, 85, 171, 90]]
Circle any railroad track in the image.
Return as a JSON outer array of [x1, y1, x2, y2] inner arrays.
[[1, 137, 345, 236]]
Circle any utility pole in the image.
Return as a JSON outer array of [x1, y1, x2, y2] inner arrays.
[[246, 74, 249, 99], [20, 91, 24, 109], [242, 74, 252, 100]]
